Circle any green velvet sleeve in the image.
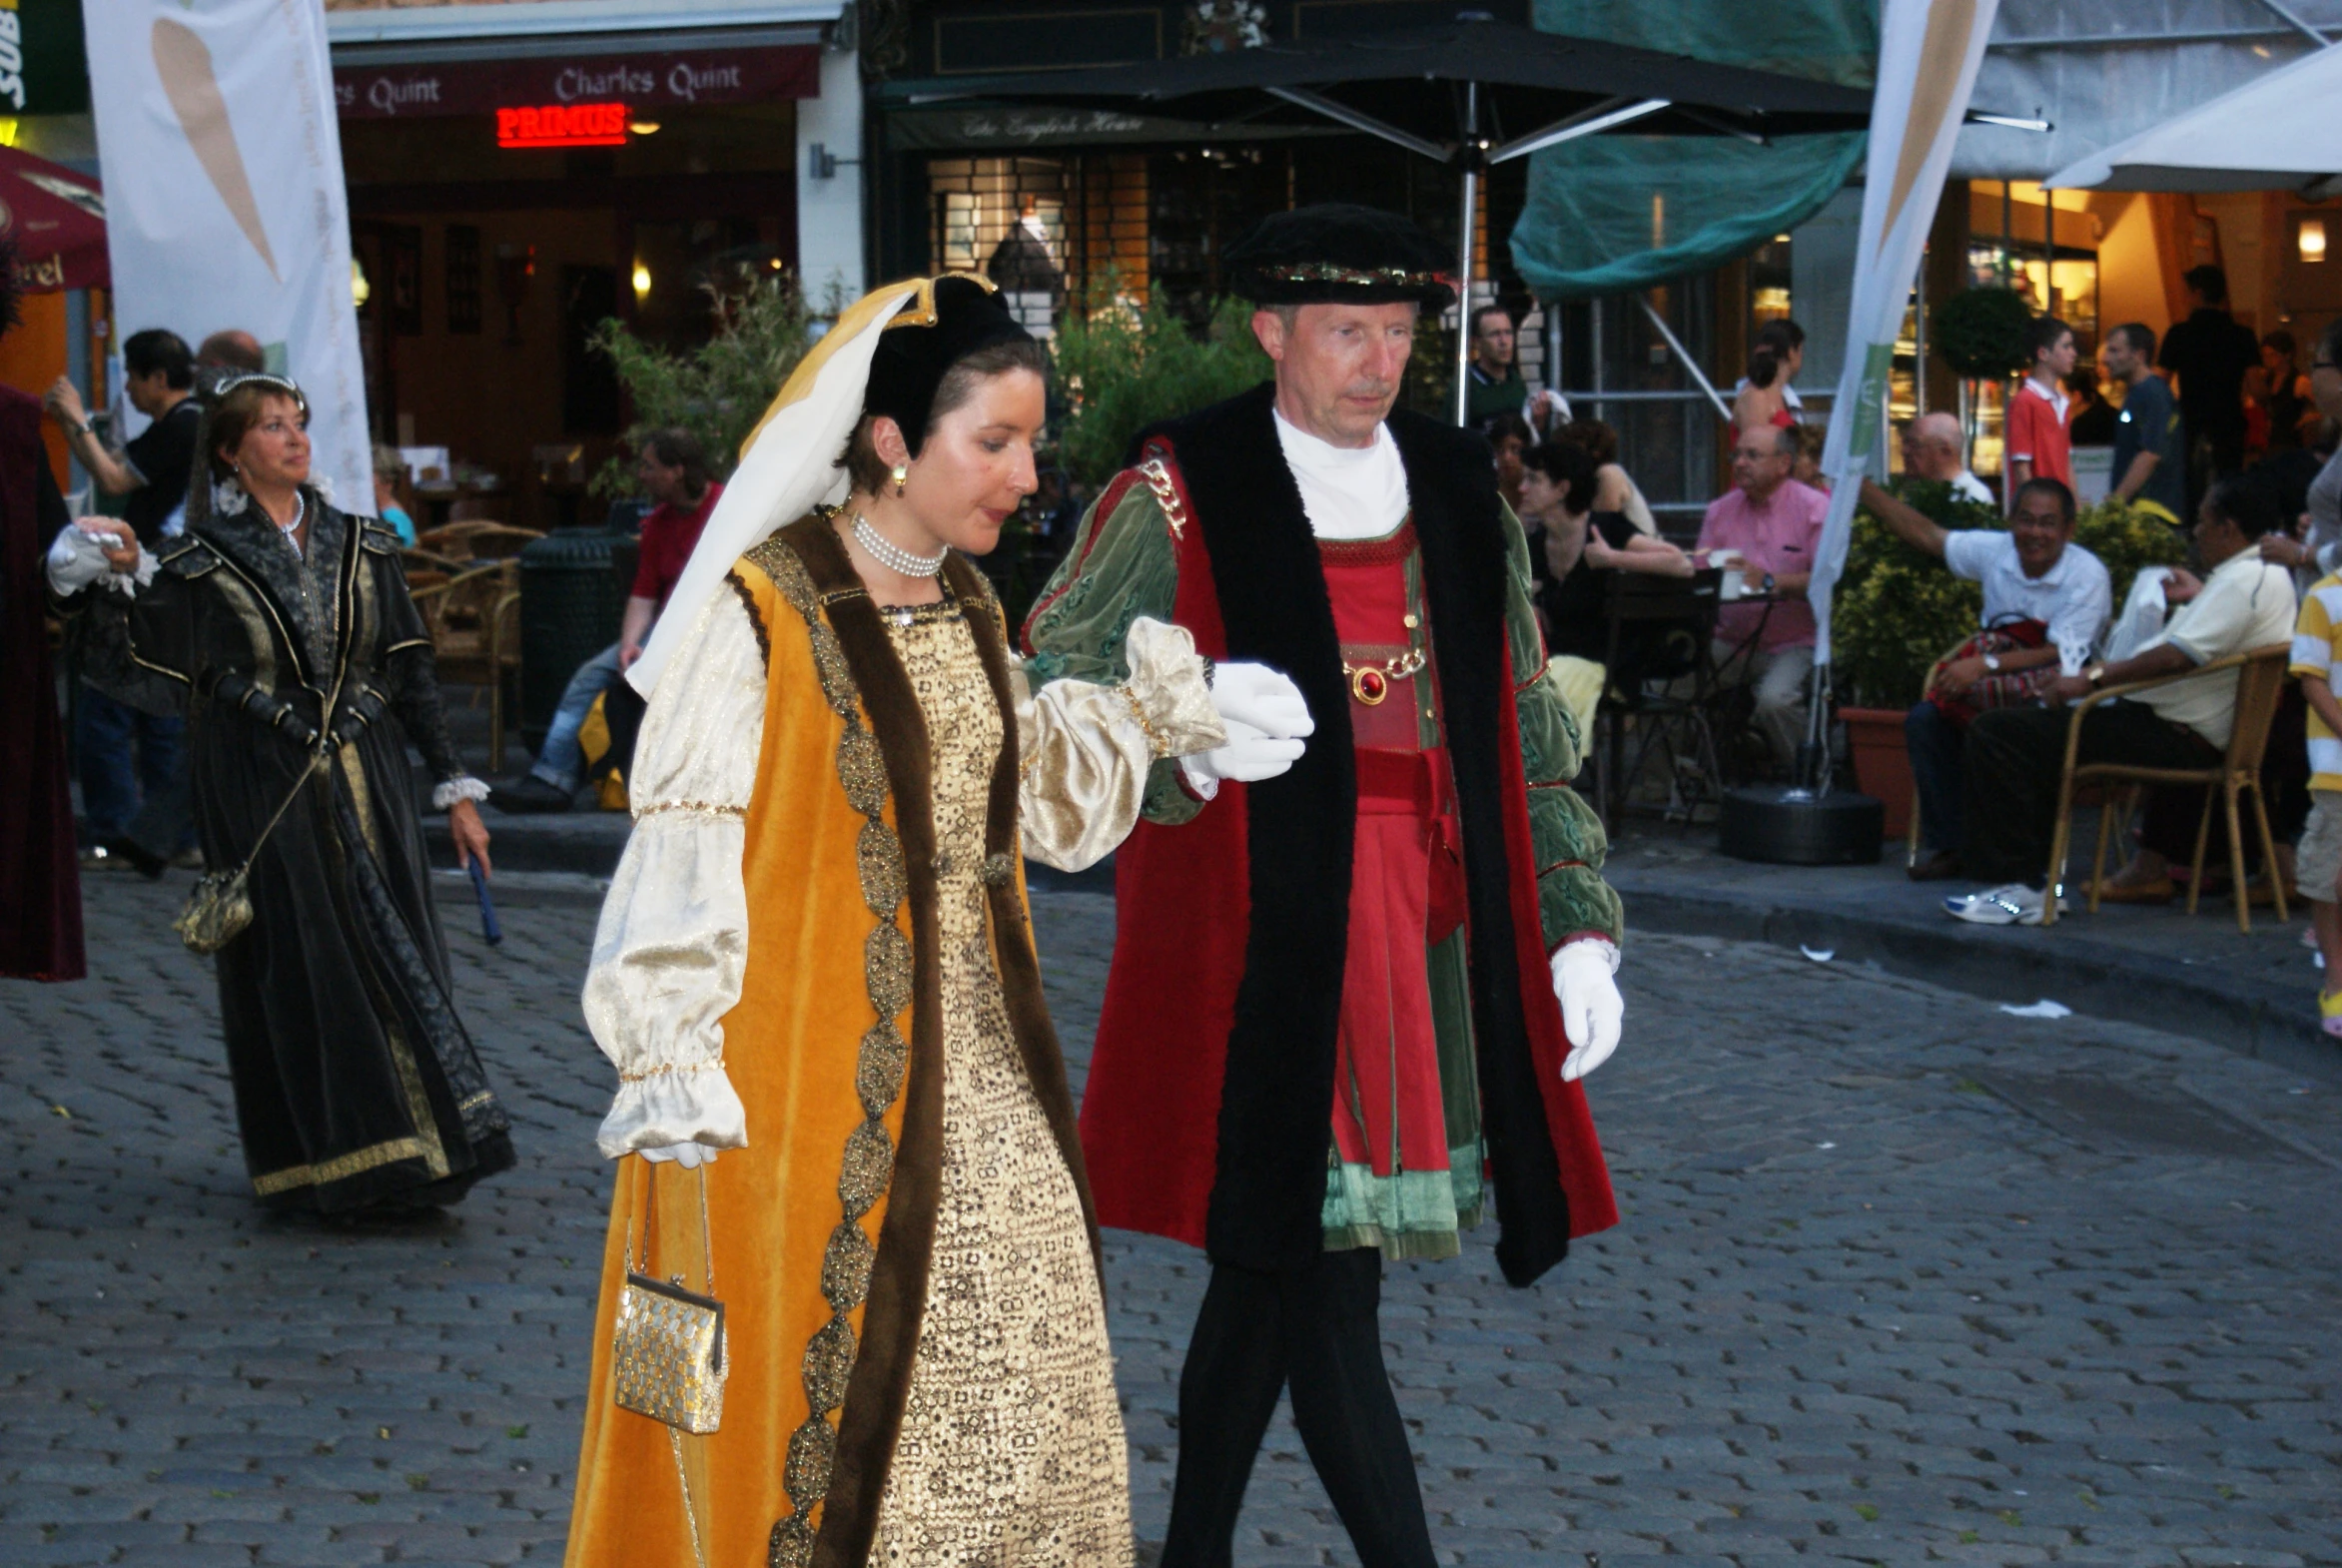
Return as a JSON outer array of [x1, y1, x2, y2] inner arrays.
[[1023, 473, 1201, 825], [1501, 502, 1626, 948]]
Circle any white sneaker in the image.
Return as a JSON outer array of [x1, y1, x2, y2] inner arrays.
[[1943, 884, 2064, 926]]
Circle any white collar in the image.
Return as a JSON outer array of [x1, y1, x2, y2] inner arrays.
[[1272, 407, 1410, 540], [2023, 376, 2068, 409]]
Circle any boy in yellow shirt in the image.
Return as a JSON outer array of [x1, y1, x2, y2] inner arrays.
[[2289, 572, 2342, 1034]]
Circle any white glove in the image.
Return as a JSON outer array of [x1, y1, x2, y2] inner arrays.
[[46, 523, 150, 597], [638, 1142, 720, 1169], [1551, 938, 1623, 1082], [1180, 661, 1312, 795]]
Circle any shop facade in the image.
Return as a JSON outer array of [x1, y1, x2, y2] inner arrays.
[[325, 0, 862, 527], [866, 0, 1550, 373]]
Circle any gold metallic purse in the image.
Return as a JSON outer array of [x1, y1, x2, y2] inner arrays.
[[175, 755, 323, 956], [612, 1159, 727, 1435]]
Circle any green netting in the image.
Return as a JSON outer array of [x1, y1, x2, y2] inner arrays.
[[1510, 0, 1878, 302]]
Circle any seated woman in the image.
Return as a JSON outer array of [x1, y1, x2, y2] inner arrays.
[[1523, 441, 1692, 736], [1552, 416, 1658, 536]]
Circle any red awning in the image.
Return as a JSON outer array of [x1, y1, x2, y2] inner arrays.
[[0, 144, 105, 293]]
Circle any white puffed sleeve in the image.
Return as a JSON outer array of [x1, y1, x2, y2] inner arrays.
[[580, 587, 765, 1158], [1015, 615, 1223, 873]]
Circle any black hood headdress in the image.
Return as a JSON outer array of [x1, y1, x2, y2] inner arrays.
[[861, 274, 1034, 452], [1223, 203, 1457, 314]]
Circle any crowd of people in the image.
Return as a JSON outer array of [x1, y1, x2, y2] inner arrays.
[[1469, 274, 2342, 1035]]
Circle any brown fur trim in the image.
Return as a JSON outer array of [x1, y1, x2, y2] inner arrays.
[[782, 517, 946, 1568], [946, 555, 1106, 1278], [724, 568, 771, 666]]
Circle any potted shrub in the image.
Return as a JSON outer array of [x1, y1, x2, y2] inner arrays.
[[1832, 481, 1996, 833]]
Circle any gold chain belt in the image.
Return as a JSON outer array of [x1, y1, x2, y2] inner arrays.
[[1342, 647, 1427, 706]]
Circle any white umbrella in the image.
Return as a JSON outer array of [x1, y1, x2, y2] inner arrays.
[[2042, 42, 2342, 196]]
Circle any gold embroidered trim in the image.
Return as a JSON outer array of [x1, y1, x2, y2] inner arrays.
[[1138, 456, 1187, 540], [1115, 682, 1174, 759], [634, 799, 749, 821], [618, 1059, 728, 1084], [750, 530, 912, 1566], [251, 1136, 429, 1195]]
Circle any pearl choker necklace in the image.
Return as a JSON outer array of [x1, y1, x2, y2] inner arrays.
[[853, 513, 946, 578]]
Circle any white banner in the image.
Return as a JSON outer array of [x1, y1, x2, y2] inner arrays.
[[1808, 0, 2001, 667], [84, 0, 371, 507]]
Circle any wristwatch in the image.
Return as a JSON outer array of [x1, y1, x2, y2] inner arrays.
[[1982, 652, 2001, 673], [1760, 571, 1776, 594], [2085, 664, 2108, 686]]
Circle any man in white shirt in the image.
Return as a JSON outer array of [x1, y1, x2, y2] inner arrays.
[[1943, 475, 2296, 924], [1900, 410, 1993, 504], [1860, 475, 2111, 880]]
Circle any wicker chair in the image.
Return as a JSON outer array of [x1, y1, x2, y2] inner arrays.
[[413, 520, 543, 563], [2041, 644, 2292, 933], [405, 559, 521, 773]]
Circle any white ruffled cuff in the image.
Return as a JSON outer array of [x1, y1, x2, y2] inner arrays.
[[1122, 617, 1225, 758], [1176, 759, 1220, 801], [594, 1063, 749, 1159], [431, 776, 490, 809], [46, 526, 154, 597]]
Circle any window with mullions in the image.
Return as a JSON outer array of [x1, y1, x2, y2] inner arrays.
[[928, 157, 1071, 333]]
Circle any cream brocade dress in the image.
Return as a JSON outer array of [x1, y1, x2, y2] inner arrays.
[[583, 573, 1217, 1568], [868, 601, 1134, 1565]]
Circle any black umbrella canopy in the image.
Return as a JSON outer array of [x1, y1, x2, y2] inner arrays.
[[909, 16, 1876, 166]]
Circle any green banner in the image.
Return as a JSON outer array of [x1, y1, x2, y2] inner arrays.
[[1510, 0, 1876, 301]]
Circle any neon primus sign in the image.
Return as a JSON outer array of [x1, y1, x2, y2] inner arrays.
[[496, 102, 628, 148]]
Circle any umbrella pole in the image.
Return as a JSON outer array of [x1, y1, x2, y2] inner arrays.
[[1452, 82, 1480, 427]]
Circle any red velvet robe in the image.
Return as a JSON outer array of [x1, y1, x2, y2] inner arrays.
[[0, 386, 83, 980], [1074, 441, 1616, 1274]]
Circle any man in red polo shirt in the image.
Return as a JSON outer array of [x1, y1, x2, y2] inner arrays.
[[2005, 316, 2077, 496], [491, 429, 723, 812]]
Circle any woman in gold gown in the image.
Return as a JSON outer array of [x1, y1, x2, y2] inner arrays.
[[563, 277, 1298, 1567]]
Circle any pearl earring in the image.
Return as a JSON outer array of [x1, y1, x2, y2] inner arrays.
[[890, 463, 909, 496]]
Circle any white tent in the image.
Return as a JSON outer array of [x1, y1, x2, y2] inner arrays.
[[2041, 40, 2342, 195]]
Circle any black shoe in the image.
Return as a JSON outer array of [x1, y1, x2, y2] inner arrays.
[[487, 776, 576, 814], [1907, 848, 1962, 882], [107, 836, 168, 880]]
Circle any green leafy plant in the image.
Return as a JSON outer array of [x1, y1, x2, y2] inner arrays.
[[586, 270, 827, 498], [1832, 479, 1997, 709], [1049, 279, 1271, 489], [1931, 286, 2033, 380], [1831, 481, 2186, 708]]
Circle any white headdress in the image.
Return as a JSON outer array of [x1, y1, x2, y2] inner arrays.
[[627, 278, 926, 698]]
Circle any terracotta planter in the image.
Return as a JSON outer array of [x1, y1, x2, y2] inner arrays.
[[1840, 705, 1913, 840]]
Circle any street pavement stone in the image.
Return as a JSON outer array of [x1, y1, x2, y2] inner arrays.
[[1, 870, 2336, 1564]]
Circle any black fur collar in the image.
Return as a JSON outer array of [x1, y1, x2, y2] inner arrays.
[[1140, 384, 1573, 1283]]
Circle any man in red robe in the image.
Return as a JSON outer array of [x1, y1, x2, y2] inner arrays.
[[0, 255, 84, 981], [1024, 205, 1626, 1568]]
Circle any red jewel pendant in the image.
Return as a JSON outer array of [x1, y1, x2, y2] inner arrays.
[[1350, 666, 1389, 706]]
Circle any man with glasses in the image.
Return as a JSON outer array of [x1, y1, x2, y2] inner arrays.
[[1694, 422, 1829, 774]]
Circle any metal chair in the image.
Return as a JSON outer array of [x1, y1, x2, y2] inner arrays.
[[406, 559, 522, 773], [2042, 643, 2292, 932], [1590, 568, 1724, 829]]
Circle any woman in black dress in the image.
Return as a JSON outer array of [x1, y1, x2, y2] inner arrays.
[[49, 374, 512, 1215]]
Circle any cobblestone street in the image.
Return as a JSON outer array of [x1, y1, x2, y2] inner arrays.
[[3, 869, 2338, 1566]]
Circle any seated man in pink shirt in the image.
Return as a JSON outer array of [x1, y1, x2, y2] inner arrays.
[[1696, 423, 1831, 773]]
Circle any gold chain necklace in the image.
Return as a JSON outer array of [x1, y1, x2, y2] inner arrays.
[[1342, 646, 1427, 706]]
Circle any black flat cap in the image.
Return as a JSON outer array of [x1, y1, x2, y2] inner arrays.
[[1223, 203, 1456, 313], [864, 274, 1035, 451]]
